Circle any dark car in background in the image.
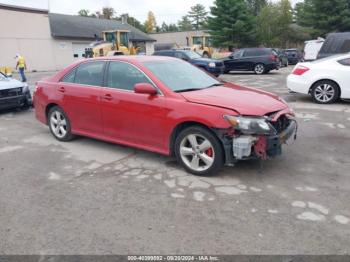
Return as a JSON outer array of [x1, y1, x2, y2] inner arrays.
[[285, 49, 303, 65], [223, 48, 280, 75], [317, 32, 350, 59], [153, 50, 225, 76], [274, 48, 289, 67]]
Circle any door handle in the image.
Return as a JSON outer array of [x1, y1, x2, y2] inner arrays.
[[103, 93, 113, 101], [58, 87, 65, 93]]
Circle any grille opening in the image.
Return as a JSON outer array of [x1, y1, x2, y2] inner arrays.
[[0, 87, 23, 98]]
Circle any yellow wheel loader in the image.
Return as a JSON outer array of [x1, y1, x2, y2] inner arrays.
[[190, 35, 214, 58], [85, 30, 137, 58], [0, 66, 13, 77]]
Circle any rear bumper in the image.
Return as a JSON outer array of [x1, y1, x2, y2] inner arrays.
[[287, 74, 310, 95], [266, 62, 279, 71], [288, 58, 300, 64]]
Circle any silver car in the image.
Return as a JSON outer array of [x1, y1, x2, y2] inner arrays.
[[0, 72, 32, 111]]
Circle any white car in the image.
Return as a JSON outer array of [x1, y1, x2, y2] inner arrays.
[[0, 72, 32, 111], [287, 54, 350, 104]]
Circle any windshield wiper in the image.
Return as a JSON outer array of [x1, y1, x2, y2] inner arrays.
[[175, 88, 202, 93], [175, 83, 224, 93], [205, 83, 224, 88]]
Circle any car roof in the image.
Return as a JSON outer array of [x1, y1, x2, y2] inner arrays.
[[86, 55, 179, 64], [155, 49, 191, 53], [240, 47, 270, 50]]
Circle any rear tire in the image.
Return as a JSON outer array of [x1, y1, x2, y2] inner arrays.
[[48, 106, 75, 142], [175, 126, 224, 176], [311, 80, 340, 104], [254, 63, 265, 75]]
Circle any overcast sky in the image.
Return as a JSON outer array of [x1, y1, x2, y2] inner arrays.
[[0, 0, 302, 24]]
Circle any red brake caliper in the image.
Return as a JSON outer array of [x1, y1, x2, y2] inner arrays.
[[205, 148, 213, 157]]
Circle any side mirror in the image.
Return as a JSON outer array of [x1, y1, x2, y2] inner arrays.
[[134, 83, 158, 95]]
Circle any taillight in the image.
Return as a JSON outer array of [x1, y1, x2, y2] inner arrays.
[[269, 55, 277, 62], [292, 65, 310, 75]]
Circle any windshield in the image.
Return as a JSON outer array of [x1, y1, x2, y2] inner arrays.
[[184, 51, 202, 60], [143, 60, 220, 92], [120, 32, 129, 47]]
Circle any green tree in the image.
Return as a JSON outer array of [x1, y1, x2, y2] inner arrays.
[[178, 16, 193, 31], [277, 0, 293, 47], [246, 0, 267, 15], [296, 0, 350, 36], [168, 23, 179, 32], [101, 7, 115, 19], [78, 9, 90, 17], [160, 22, 169, 32], [188, 4, 208, 30], [208, 0, 255, 47], [124, 14, 146, 32], [256, 0, 293, 48], [144, 11, 157, 33], [256, 3, 279, 46]]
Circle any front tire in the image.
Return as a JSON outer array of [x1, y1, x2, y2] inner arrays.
[[175, 126, 224, 176], [48, 106, 75, 141], [254, 63, 265, 75], [311, 80, 340, 104]]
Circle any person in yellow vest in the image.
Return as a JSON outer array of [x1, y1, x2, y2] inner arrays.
[[15, 54, 27, 82]]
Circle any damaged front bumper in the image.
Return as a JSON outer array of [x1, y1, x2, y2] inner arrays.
[[216, 116, 298, 166]]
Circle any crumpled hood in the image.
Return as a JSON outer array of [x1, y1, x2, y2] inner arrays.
[[0, 77, 24, 91], [180, 83, 288, 116]]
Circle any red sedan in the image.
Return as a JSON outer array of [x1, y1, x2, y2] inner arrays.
[[33, 56, 297, 176]]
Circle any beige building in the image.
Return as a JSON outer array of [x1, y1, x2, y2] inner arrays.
[[0, 4, 155, 71], [150, 30, 208, 48]]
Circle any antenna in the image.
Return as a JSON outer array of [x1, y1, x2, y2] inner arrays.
[[48, 0, 50, 12]]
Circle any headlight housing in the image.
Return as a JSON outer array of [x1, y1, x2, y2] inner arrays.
[[208, 62, 216, 68], [224, 115, 276, 135], [22, 83, 29, 92]]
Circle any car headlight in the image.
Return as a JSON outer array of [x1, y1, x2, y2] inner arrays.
[[22, 83, 29, 92], [223, 115, 275, 135], [208, 62, 216, 68]]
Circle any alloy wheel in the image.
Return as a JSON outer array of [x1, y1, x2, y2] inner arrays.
[[314, 84, 335, 103], [50, 110, 68, 139], [254, 64, 265, 74], [179, 134, 215, 172]]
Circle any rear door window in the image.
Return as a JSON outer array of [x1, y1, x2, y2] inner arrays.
[[74, 61, 105, 86], [243, 49, 258, 57], [338, 57, 350, 66]]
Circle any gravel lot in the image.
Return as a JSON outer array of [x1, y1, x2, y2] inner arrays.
[[1, 67, 349, 255]]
